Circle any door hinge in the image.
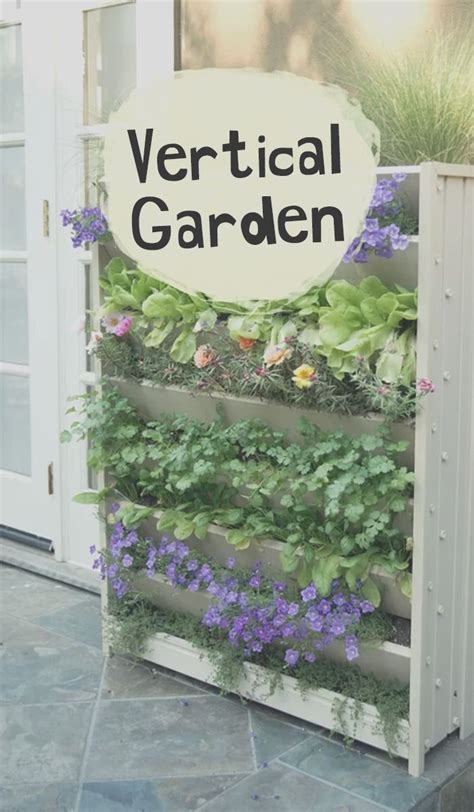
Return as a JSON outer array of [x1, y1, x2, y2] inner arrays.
[[47, 462, 54, 495], [43, 200, 50, 237]]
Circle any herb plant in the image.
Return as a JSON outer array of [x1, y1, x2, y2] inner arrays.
[[63, 386, 414, 603]]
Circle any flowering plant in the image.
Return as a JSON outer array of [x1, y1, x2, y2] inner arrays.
[[343, 174, 412, 264], [61, 207, 110, 248], [92, 519, 374, 664]]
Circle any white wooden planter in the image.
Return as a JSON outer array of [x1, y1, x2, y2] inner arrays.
[[142, 631, 410, 760], [135, 572, 411, 684], [95, 163, 474, 776]]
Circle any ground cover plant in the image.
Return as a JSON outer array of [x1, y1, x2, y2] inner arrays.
[[107, 590, 409, 753], [63, 386, 415, 603], [92, 519, 408, 751]]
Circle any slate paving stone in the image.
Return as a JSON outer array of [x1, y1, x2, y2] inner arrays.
[[101, 655, 206, 699], [0, 565, 88, 621], [0, 782, 78, 812], [201, 761, 386, 811], [84, 695, 255, 781], [423, 733, 474, 786], [79, 775, 248, 811], [439, 763, 474, 812], [0, 702, 93, 784], [280, 736, 435, 811], [248, 706, 313, 764], [0, 616, 103, 704], [35, 596, 102, 649]]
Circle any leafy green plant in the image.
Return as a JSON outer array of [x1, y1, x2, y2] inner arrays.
[[97, 255, 418, 388], [63, 386, 414, 603], [302, 277, 417, 384]]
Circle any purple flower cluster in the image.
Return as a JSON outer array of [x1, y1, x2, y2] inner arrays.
[[144, 537, 374, 666], [91, 515, 139, 599], [91, 527, 374, 666], [343, 174, 410, 263], [61, 207, 109, 248]]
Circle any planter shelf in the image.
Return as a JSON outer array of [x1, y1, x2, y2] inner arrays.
[[142, 631, 411, 760], [135, 572, 411, 685], [139, 511, 412, 620], [93, 163, 474, 777]]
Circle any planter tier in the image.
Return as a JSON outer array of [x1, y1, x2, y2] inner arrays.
[[140, 631, 410, 760], [140, 512, 412, 620], [135, 572, 411, 684], [114, 379, 415, 470]]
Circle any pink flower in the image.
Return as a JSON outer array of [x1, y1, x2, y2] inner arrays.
[[102, 312, 133, 337], [377, 385, 390, 396], [114, 316, 133, 337], [417, 377, 435, 394]]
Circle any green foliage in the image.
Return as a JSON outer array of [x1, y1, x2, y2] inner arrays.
[[109, 594, 408, 752], [323, 31, 473, 166], [97, 330, 420, 423], [65, 386, 413, 593], [98, 256, 418, 387], [308, 277, 417, 385]]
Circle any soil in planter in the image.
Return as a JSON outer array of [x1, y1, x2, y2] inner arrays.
[[390, 615, 411, 647]]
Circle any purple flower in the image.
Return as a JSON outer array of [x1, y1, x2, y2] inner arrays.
[[121, 554, 133, 568], [107, 563, 118, 578], [225, 557, 236, 570], [186, 559, 199, 572], [111, 578, 128, 599], [272, 581, 287, 594], [187, 579, 200, 592], [304, 651, 316, 663], [89, 544, 96, 555], [301, 584, 317, 602], [287, 603, 299, 617], [248, 575, 261, 589], [61, 207, 108, 248], [317, 599, 331, 615], [360, 600, 374, 614], [284, 649, 300, 667]]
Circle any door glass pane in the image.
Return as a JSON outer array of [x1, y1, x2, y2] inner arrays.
[[84, 2, 136, 124], [0, 145, 26, 250], [0, 373, 31, 475], [0, 262, 28, 364], [0, 25, 24, 134]]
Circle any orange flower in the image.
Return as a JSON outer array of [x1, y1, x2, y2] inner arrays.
[[237, 336, 256, 351], [194, 344, 216, 369], [263, 343, 292, 368]]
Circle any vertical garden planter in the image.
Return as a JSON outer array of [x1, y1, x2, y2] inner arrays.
[[91, 163, 473, 776]]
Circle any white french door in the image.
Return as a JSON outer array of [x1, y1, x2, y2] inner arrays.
[[0, 0, 174, 566], [55, 0, 174, 567], [0, 3, 60, 544]]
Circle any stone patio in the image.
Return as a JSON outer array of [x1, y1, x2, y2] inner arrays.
[[1, 563, 472, 812]]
